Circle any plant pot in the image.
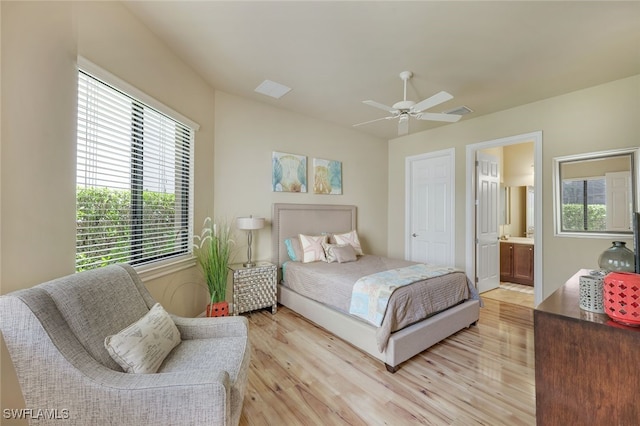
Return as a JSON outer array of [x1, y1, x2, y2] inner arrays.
[[206, 301, 229, 317]]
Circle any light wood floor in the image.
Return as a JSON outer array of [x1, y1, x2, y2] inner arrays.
[[481, 287, 534, 309], [239, 298, 535, 425]]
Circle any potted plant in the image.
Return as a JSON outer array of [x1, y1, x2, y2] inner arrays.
[[193, 217, 235, 317]]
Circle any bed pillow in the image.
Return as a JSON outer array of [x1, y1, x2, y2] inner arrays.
[[284, 237, 304, 262], [104, 303, 181, 374], [332, 230, 363, 255], [334, 244, 358, 263], [299, 234, 328, 263], [323, 242, 350, 263]]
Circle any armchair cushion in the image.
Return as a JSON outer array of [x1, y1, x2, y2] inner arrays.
[[41, 264, 156, 371], [105, 303, 181, 373]]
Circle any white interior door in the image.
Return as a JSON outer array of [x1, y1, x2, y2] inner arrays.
[[406, 149, 454, 266], [476, 151, 500, 293], [606, 171, 631, 232]]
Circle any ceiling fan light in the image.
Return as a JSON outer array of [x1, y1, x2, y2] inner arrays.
[[398, 116, 409, 136]]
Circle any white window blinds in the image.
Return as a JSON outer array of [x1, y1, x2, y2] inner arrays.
[[76, 68, 195, 271]]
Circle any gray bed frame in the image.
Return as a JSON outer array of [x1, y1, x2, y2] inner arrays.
[[271, 203, 480, 372]]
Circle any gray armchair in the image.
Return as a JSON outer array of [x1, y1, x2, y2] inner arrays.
[[0, 264, 250, 426]]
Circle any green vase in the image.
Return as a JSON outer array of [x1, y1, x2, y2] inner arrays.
[[598, 241, 635, 272]]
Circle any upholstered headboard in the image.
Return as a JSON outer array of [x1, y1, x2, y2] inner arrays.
[[271, 203, 357, 268]]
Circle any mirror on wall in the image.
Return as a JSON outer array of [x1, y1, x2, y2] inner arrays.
[[501, 185, 531, 238], [500, 184, 510, 225], [526, 185, 534, 238], [553, 148, 639, 237]]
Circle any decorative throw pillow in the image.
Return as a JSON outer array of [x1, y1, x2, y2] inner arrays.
[[323, 242, 350, 263], [334, 244, 358, 263], [104, 303, 181, 374], [333, 230, 363, 255], [298, 234, 328, 263], [284, 237, 304, 262]]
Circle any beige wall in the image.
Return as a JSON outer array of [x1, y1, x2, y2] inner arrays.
[[213, 91, 388, 262], [388, 74, 640, 300], [503, 142, 534, 187]]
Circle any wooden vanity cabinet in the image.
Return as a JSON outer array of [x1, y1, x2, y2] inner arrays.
[[500, 242, 514, 278], [500, 242, 534, 285]]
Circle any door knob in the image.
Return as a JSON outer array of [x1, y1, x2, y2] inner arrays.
[[412, 233, 418, 237]]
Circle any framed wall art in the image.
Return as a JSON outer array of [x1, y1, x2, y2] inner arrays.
[[272, 152, 307, 192], [313, 158, 342, 195]]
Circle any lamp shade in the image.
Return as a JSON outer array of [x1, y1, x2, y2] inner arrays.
[[236, 216, 265, 230]]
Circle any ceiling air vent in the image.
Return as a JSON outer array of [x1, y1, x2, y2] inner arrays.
[[254, 80, 291, 99], [443, 105, 473, 116]]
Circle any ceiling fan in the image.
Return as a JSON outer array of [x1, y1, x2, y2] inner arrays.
[[354, 71, 462, 136]]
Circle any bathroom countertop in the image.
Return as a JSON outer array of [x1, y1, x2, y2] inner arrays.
[[501, 237, 534, 245]]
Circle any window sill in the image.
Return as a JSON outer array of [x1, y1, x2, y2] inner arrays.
[[135, 255, 196, 282]]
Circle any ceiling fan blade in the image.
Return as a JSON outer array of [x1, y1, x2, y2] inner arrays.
[[353, 116, 394, 127], [411, 91, 454, 114], [397, 116, 409, 136], [417, 112, 462, 123], [362, 100, 397, 113]]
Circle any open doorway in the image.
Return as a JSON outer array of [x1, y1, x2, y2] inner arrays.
[[465, 132, 543, 306]]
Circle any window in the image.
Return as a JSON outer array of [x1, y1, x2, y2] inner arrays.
[[561, 177, 606, 232], [76, 61, 197, 271]]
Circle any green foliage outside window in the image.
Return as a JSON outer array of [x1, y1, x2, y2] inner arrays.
[[76, 187, 180, 271], [562, 203, 606, 231]]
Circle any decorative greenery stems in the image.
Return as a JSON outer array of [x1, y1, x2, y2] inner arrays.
[[194, 218, 234, 304]]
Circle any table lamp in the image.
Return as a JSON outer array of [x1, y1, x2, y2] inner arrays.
[[236, 215, 265, 267]]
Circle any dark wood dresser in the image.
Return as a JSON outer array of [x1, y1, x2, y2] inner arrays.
[[534, 269, 640, 425]]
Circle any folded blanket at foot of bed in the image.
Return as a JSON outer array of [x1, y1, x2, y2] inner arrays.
[[349, 264, 460, 326]]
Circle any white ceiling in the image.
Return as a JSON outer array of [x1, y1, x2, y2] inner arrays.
[[123, 1, 640, 140]]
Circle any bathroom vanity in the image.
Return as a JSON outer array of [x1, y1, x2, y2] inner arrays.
[[500, 237, 534, 286]]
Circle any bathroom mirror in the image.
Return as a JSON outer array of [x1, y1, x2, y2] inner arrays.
[[500, 184, 510, 225], [553, 147, 639, 237]]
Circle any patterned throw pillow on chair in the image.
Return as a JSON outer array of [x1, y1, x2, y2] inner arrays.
[[105, 303, 181, 374]]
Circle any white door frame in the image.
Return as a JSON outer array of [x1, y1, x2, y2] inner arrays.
[[465, 131, 544, 306], [405, 148, 455, 264]]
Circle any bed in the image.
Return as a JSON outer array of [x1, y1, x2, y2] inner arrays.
[[271, 203, 481, 372]]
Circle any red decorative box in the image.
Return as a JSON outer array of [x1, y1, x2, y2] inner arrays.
[[603, 272, 640, 327]]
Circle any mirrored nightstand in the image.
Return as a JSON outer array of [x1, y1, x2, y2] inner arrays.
[[229, 262, 277, 315]]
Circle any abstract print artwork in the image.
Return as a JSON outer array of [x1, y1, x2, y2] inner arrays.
[[313, 158, 342, 195], [272, 152, 307, 192]]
